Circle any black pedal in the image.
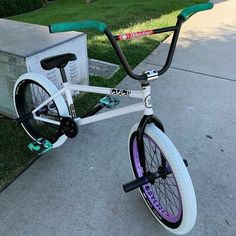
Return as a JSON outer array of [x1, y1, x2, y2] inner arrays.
[[183, 159, 188, 167], [123, 172, 155, 193]]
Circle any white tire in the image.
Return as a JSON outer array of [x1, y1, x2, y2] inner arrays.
[[128, 123, 197, 235], [13, 73, 69, 148]]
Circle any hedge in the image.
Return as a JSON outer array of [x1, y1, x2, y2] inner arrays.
[[0, 0, 43, 18]]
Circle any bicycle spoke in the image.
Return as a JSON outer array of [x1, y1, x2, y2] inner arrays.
[[136, 133, 182, 220], [145, 139, 160, 166], [17, 80, 61, 143], [160, 181, 177, 214], [144, 145, 159, 170], [161, 178, 179, 213]]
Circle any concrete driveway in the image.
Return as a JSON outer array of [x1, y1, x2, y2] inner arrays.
[[0, 0, 235, 235]]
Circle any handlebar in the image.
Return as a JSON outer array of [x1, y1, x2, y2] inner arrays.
[[49, 2, 213, 81], [49, 20, 107, 33], [178, 2, 213, 21]]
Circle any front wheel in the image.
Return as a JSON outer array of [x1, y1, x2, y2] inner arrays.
[[128, 123, 197, 235]]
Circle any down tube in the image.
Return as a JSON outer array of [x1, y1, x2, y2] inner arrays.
[[77, 103, 145, 126]]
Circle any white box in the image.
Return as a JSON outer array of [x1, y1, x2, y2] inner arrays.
[[0, 19, 89, 118]]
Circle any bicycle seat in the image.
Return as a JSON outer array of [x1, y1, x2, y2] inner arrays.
[[40, 53, 77, 70]]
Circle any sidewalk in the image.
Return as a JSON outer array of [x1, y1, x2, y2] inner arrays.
[[0, 1, 235, 235]]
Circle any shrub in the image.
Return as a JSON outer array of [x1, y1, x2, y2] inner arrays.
[[0, 0, 43, 18]]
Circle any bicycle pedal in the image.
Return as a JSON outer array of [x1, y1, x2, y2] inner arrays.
[[183, 159, 188, 167], [99, 96, 120, 108], [28, 138, 53, 156]]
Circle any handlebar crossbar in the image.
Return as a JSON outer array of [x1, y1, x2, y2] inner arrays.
[[49, 2, 213, 81]]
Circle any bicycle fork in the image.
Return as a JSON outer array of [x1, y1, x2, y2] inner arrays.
[[123, 81, 188, 193]]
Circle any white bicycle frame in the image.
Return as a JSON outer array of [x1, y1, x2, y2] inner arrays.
[[31, 81, 154, 127]]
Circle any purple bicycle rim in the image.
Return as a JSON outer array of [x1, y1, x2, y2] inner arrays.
[[132, 135, 182, 223]]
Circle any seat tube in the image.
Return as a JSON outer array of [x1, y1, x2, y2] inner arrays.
[[141, 82, 154, 116], [64, 83, 76, 118]]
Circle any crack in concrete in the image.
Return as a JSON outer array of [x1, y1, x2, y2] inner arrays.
[[142, 61, 236, 82]]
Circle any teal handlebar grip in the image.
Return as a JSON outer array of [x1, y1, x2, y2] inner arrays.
[[178, 2, 213, 21], [49, 20, 107, 33]]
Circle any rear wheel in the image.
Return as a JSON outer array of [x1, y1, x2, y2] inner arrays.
[[14, 74, 68, 147], [128, 124, 197, 235]]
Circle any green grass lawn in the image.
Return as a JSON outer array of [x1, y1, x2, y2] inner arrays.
[[0, 0, 207, 191]]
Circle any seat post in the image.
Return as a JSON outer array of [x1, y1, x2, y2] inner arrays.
[[59, 67, 68, 83]]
